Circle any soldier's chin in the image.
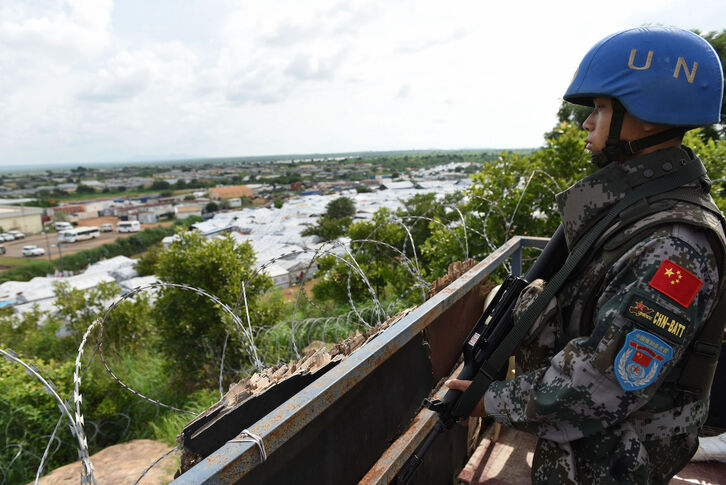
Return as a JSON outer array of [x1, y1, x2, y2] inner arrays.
[[590, 151, 611, 168]]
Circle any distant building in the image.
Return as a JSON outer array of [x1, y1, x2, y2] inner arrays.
[[138, 213, 158, 224], [54, 203, 85, 213], [379, 181, 415, 190], [208, 185, 253, 201], [0, 205, 43, 233], [176, 204, 203, 219], [116, 201, 174, 221]]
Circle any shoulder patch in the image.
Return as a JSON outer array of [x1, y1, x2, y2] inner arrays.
[[615, 329, 673, 392], [620, 292, 689, 344], [648, 259, 702, 308]]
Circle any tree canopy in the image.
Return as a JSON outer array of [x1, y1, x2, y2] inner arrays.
[[153, 230, 275, 387], [301, 196, 357, 241]]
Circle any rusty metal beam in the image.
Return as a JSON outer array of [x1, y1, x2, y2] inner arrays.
[[172, 235, 550, 485]]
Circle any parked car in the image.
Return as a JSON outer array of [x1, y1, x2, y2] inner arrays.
[[8, 231, 25, 239], [22, 245, 45, 257], [100, 223, 114, 232], [54, 222, 73, 231], [0, 245, 5, 255], [0, 233, 14, 241]]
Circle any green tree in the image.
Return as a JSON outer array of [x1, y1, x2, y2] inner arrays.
[[135, 243, 163, 276], [422, 122, 592, 278], [153, 231, 275, 387], [0, 306, 74, 361], [684, 128, 726, 209], [325, 196, 356, 219], [76, 184, 96, 194], [273, 199, 284, 209], [301, 197, 356, 241], [696, 29, 726, 140], [151, 179, 172, 190], [53, 281, 122, 341], [556, 102, 592, 128], [311, 192, 464, 307]]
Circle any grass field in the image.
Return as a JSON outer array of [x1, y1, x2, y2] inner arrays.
[[0, 257, 40, 270]]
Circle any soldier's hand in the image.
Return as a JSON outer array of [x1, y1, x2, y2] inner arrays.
[[444, 379, 487, 418]]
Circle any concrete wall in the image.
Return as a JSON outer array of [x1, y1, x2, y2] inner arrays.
[[0, 206, 43, 234]]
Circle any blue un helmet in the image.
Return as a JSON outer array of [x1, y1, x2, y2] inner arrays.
[[564, 26, 724, 164]]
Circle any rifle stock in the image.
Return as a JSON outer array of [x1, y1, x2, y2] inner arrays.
[[397, 226, 566, 484]]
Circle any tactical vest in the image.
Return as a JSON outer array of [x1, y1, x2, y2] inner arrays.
[[564, 169, 726, 399]]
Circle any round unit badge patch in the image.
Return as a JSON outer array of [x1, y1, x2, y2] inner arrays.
[[615, 329, 673, 391]]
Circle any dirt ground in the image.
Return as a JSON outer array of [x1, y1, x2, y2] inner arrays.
[[282, 279, 315, 301], [0, 217, 173, 260], [34, 439, 177, 485]]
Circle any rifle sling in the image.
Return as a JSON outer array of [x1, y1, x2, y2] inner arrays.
[[452, 159, 707, 418]]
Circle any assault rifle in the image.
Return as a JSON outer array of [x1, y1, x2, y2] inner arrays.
[[397, 226, 567, 484]]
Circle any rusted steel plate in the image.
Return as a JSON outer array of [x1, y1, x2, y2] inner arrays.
[[234, 334, 433, 484], [173, 236, 549, 484], [360, 363, 465, 484]]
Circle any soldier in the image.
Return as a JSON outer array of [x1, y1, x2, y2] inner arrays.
[[447, 27, 726, 484]]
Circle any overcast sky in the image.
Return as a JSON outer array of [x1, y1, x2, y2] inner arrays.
[[0, 0, 724, 168]]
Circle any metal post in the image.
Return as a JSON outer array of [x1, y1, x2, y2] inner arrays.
[[511, 246, 522, 277], [43, 231, 51, 262], [57, 242, 64, 274]]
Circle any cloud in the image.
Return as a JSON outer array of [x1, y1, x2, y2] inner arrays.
[[284, 50, 346, 81], [226, 68, 292, 105], [0, 0, 112, 58], [396, 84, 411, 99], [77, 43, 198, 103], [77, 50, 152, 102], [262, 21, 322, 47], [77, 70, 149, 103], [395, 28, 469, 55]]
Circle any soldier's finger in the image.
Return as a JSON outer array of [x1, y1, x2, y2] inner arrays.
[[444, 379, 471, 392]]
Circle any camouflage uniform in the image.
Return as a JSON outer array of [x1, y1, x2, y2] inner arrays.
[[484, 146, 726, 484]]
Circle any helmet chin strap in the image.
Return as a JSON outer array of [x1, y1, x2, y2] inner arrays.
[[591, 99, 687, 168]]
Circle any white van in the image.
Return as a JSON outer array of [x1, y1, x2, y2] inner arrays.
[[54, 222, 73, 231], [57, 227, 101, 243], [117, 221, 141, 233]]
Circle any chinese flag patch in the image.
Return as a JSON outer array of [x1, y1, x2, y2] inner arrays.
[[648, 259, 703, 308]]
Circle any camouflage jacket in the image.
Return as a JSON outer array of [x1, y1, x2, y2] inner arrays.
[[483, 146, 726, 483]]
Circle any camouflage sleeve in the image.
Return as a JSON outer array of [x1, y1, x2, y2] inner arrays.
[[483, 225, 719, 443]]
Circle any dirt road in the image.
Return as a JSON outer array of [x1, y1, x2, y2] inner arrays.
[[0, 218, 172, 260]]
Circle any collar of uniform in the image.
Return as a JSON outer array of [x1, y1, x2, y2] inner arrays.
[[556, 146, 695, 250]]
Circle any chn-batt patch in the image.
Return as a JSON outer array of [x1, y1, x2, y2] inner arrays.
[[649, 259, 702, 308], [615, 329, 673, 392], [620, 292, 689, 344]]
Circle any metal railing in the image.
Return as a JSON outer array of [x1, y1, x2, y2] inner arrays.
[[172, 235, 550, 484]]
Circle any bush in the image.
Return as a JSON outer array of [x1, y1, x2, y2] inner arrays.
[[0, 357, 76, 484]]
